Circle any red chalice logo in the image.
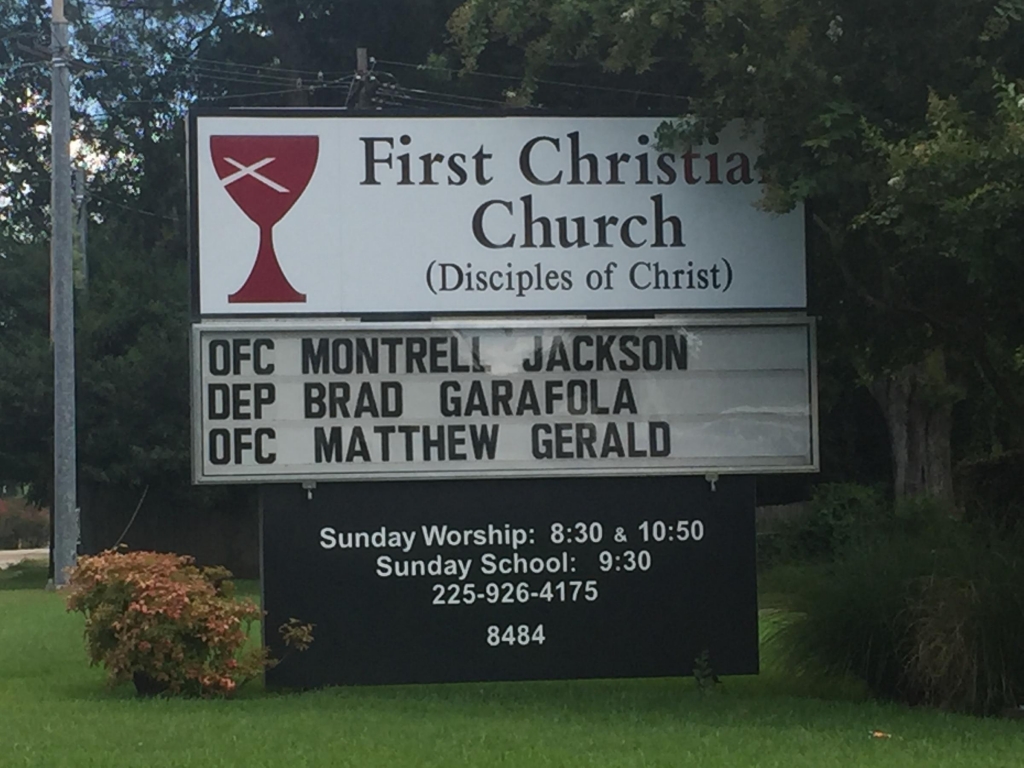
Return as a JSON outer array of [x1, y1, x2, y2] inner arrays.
[[210, 135, 319, 303]]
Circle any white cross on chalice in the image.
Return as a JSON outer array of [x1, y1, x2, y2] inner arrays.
[[219, 157, 291, 193]]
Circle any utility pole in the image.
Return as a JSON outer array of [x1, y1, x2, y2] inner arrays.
[[74, 166, 88, 292], [356, 48, 370, 109], [51, 0, 78, 587]]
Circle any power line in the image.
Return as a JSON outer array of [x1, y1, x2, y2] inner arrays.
[[84, 36, 352, 79], [91, 194, 177, 221], [398, 86, 513, 107], [388, 93, 486, 111], [0, 61, 46, 75], [97, 84, 321, 106], [375, 58, 687, 101], [87, 54, 315, 87]]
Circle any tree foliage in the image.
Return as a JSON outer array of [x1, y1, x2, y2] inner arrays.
[[0, 0, 479, 507], [448, 0, 1024, 499], [5, 0, 1021, 507]]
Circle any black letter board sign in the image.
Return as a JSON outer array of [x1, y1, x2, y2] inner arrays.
[[261, 475, 757, 687]]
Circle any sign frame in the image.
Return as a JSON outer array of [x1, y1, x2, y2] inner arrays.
[[187, 108, 808, 319], [260, 475, 759, 687], [190, 313, 818, 484]]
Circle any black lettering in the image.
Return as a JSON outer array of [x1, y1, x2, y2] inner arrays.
[[304, 383, 326, 418], [521, 194, 553, 248], [253, 339, 274, 374], [346, 426, 371, 462], [473, 145, 493, 185], [613, 379, 638, 415], [651, 194, 684, 247], [568, 131, 599, 185], [450, 338, 471, 373], [208, 340, 231, 375], [516, 381, 541, 416], [555, 423, 573, 458], [353, 383, 379, 418], [448, 425, 467, 460], [523, 336, 543, 372], [572, 336, 594, 371], [374, 425, 395, 461], [606, 152, 630, 184], [492, 380, 513, 416], [532, 424, 552, 459], [470, 424, 500, 459], [594, 216, 618, 248], [595, 335, 616, 370], [627, 422, 647, 457], [601, 423, 625, 458], [544, 380, 564, 414], [642, 336, 664, 370], [355, 338, 378, 373], [567, 380, 588, 415], [208, 384, 230, 419], [420, 152, 444, 185], [230, 339, 251, 375], [301, 338, 329, 374], [557, 216, 589, 248], [406, 337, 428, 373], [360, 137, 393, 185], [429, 337, 448, 373], [440, 381, 460, 417], [726, 152, 753, 184], [447, 153, 468, 185], [422, 426, 445, 461], [208, 428, 230, 465], [666, 334, 687, 370], [467, 381, 490, 416], [255, 428, 275, 464], [313, 428, 342, 462], [576, 423, 598, 458], [231, 383, 251, 419], [519, 136, 562, 185], [472, 200, 515, 249], [381, 382, 403, 416], [651, 422, 671, 456], [619, 336, 640, 371], [546, 336, 570, 371], [232, 428, 252, 464], [621, 215, 648, 248], [656, 153, 677, 185]]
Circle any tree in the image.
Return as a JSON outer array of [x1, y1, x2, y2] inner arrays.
[[2, 1, 496, 569], [447, 0, 1024, 501]]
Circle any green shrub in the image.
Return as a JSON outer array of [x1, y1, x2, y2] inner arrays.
[[0, 497, 49, 549], [906, 545, 1024, 713], [771, 483, 888, 563], [772, 524, 1024, 715], [66, 549, 312, 697]]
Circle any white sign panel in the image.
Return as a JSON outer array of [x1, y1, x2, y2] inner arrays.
[[191, 113, 805, 315], [191, 317, 817, 483]]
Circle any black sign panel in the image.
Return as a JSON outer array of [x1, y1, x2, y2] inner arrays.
[[261, 475, 757, 687]]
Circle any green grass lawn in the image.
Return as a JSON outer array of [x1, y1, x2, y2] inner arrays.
[[1, 561, 1021, 767]]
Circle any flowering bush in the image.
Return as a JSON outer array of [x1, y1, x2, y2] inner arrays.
[[66, 549, 310, 697]]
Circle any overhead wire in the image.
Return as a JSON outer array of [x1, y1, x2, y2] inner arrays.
[[91, 194, 177, 221], [374, 57, 688, 101], [87, 54, 317, 87], [82, 32, 352, 79], [397, 86, 513, 107], [30, 22, 675, 113], [0, 61, 46, 75]]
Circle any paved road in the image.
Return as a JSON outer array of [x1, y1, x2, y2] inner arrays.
[[0, 548, 48, 570]]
